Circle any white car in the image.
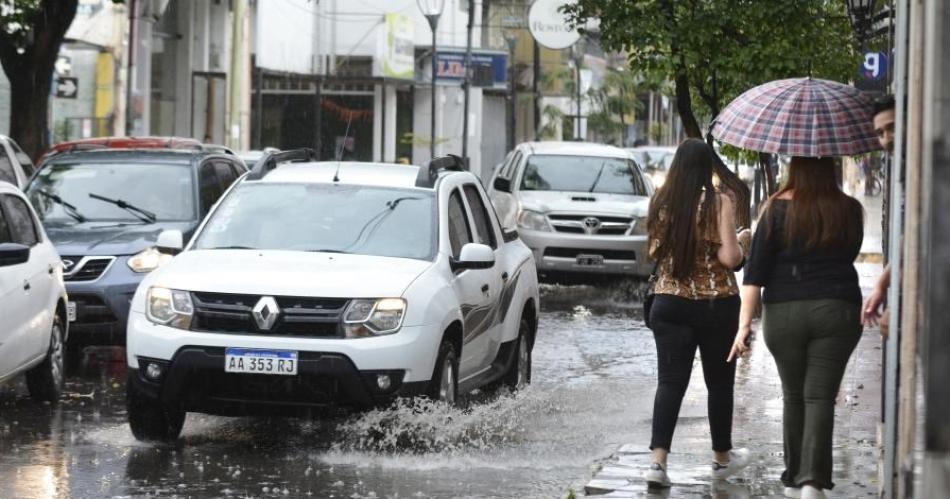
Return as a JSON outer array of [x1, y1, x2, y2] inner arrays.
[[0, 135, 37, 189], [125, 152, 540, 441], [0, 181, 68, 401]]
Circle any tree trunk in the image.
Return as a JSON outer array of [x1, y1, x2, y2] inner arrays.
[[0, 0, 79, 160], [673, 72, 702, 138]]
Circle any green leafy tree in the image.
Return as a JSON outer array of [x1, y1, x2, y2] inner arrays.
[[563, 0, 857, 138], [586, 70, 643, 145], [0, 0, 105, 159]]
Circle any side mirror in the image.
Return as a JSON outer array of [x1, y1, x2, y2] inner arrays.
[[492, 176, 512, 193], [156, 230, 184, 255], [450, 243, 495, 271], [0, 243, 30, 267]]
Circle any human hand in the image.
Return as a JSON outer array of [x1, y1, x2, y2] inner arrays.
[[727, 326, 752, 362], [862, 285, 886, 326], [737, 228, 751, 247]]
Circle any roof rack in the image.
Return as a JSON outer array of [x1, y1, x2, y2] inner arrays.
[[246, 148, 319, 180], [415, 154, 466, 188], [200, 144, 236, 155]]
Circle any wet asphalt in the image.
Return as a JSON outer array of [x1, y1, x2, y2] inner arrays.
[[0, 274, 883, 499]]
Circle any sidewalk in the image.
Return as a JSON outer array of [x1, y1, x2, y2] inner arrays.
[[582, 264, 886, 498]]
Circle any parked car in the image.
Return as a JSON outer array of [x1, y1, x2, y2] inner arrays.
[[24, 148, 247, 347], [0, 181, 69, 402], [236, 147, 280, 169], [488, 142, 654, 281], [38, 136, 203, 165], [124, 151, 540, 441], [627, 146, 676, 188], [0, 135, 37, 189]]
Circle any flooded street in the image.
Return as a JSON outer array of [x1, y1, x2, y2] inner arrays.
[[0, 283, 659, 499]]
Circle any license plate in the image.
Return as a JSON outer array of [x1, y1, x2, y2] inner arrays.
[[224, 348, 298, 375], [576, 254, 605, 266], [67, 301, 77, 322]]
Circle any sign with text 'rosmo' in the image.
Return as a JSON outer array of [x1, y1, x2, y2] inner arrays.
[[528, 0, 579, 50]]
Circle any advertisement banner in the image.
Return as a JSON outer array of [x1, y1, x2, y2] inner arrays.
[[434, 50, 508, 88], [376, 13, 415, 79]]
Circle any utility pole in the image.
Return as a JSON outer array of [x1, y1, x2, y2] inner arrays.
[[228, 0, 248, 149], [461, 0, 474, 166]]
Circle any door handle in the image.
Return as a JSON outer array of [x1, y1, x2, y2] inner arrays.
[[48, 265, 55, 275], [481, 283, 490, 294], [23, 280, 31, 291], [501, 272, 509, 282]]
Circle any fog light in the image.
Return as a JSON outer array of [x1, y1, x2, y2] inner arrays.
[[145, 362, 163, 381], [376, 374, 391, 390]]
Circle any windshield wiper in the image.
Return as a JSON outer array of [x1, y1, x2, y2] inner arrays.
[[386, 196, 425, 210], [588, 162, 608, 192], [87, 192, 157, 223], [306, 248, 350, 254], [35, 189, 86, 222], [206, 245, 257, 250]]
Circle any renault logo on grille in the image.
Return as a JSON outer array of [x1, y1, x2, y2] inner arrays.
[[252, 296, 280, 331], [62, 259, 76, 271]]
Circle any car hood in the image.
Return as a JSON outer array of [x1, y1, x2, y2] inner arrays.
[[44, 221, 195, 256], [518, 190, 649, 217], [148, 250, 433, 298]]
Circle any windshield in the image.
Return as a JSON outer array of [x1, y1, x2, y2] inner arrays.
[[641, 149, 675, 171], [194, 183, 435, 260], [520, 155, 647, 195], [27, 162, 194, 222]]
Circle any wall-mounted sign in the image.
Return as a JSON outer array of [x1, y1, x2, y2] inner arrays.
[[434, 50, 508, 88], [856, 51, 888, 93], [528, 0, 579, 50], [376, 13, 415, 79], [55, 77, 78, 99]]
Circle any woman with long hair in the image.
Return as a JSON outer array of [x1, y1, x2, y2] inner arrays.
[[644, 138, 751, 488], [728, 157, 864, 499]]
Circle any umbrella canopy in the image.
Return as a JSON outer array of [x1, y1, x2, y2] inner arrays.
[[711, 77, 882, 157]]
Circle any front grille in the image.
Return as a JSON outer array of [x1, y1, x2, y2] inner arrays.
[[191, 292, 347, 337], [544, 247, 637, 261], [547, 214, 633, 236], [70, 293, 118, 324], [63, 256, 115, 282]]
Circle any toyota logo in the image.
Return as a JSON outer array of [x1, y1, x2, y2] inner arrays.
[[583, 217, 601, 230], [252, 296, 280, 331]]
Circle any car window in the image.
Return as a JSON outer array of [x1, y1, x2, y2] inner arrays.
[[9, 139, 34, 177], [521, 154, 648, 196], [1, 194, 39, 246], [199, 162, 224, 214], [0, 147, 15, 185], [0, 201, 11, 243], [230, 161, 246, 176], [462, 184, 497, 249], [447, 189, 473, 259], [502, 150, 522, 179], [214, 161, 238, 190]]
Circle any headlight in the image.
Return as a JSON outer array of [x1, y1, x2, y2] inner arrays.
[[128, 247, 174, 273], [630, 216, 648, 235], [146, 287, 193, 330], [343, 298, 406, 338], [651, 172, 666, 188], [517, 209, 551, 232]]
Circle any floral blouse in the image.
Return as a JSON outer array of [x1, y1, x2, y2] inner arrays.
[[649, 193, 740, 300]]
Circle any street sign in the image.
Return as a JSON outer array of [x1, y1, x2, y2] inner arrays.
[[55, 77, 79, 99], [861, 52, 888, 81], [528, 0, 579, 50]]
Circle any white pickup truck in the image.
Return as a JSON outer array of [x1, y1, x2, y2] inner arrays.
[[124, 151, 541, 441]]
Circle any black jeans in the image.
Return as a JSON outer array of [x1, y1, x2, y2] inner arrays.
[[649, 294, 740, 452]]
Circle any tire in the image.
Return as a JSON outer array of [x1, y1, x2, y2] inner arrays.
[[427, 340, 458, 405], [26, 315, 65, 403], [503, 319, 532, 391], [127, 380, 185, 442]]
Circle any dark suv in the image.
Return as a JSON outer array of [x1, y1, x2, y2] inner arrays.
[[25, 149, 247, 346]]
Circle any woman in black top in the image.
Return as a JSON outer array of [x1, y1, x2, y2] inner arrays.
[[728, 156, 864, 499]]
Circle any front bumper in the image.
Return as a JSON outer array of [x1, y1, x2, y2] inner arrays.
[[126, 312, 441, 413], [66, 255, 141, 345], [519, 228, 652, 277]]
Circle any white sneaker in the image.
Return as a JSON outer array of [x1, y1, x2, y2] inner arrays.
[[645, 462, 671, 488], [801, 485, 827, 499], [711, 448, 752, 480], [784, 486, 802, 498]]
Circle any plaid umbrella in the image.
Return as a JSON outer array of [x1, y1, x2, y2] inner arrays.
[[711, 77, 882, 157]]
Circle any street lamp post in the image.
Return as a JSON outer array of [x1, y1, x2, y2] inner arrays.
[[571, 38, 586, 140], [846, 0, 878, 50], [418, 0, 446, 161], [503, 29, 519, 152]]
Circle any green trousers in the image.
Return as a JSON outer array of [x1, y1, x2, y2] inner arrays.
[[763, 299, 863, 490]]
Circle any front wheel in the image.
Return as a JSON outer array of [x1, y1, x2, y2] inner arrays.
[[26, 315, 65, 403], [127, 380, 185, 442], [427, 341, 459, 406], [503, 319, 532, 391]]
